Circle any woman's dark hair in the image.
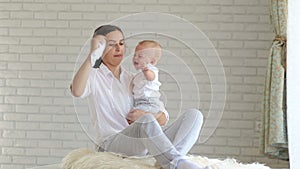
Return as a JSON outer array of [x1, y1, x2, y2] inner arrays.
[[92, 25, 124, 68], [93, 24, 123, 37]]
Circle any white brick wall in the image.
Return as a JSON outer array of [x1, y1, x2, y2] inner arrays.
[[0, 0, 289, 169]]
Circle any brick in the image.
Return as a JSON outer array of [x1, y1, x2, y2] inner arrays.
[[16, 122, 39, 130], [215, 128, 241, 137], [0, 121, 14, 129], [16, 105, 39, 113], [241, 148, 260, 156], [34, 12, 57, 19], [219, 40, 243, 49], [33, 28, 56, 36], [20, 37, 44, 45], [0, 87, 16, 95], [231, 67, 256, 75], [32, 63, 55, 71], [95, 4, 119, 12], [40, 123, 63, 131], [19, 52, 41, 62], [42, 72, 68, 79], [244, 41, 271, 49], [47, 4, 70, 11], [234, 0, 259, 5], [145, 5, 169, 12], [40, 106, 64, 114], [37, 157, 61, 165], [3, 130, 26, 139], [0, 155, 11, 163], [228, 120, 254, 129], [243, 76, 265, 85], [0, 44, 8, 52], [3, 113, 27, 121], [44, 55, 68, 62], [28, 114, 52, 122], [0, 104, 15, 112], [23, 3, 47, 11], [0, 10, 9, 18], [38, 140, 62, 148], [215, 146, 240, 155], [208, 14, 233, 22], [0, 37, 19, 45], [30, 80, 54, 87], [26, 148, 49, 156], [13, 156, 36, 164], [45, 21, 68, 28], [247, 6, 269, 14], [17, 88, 40, 96], [82, 13, 106, 20], [52, 114, 76, 122], [71, 4, 95, 11], [1, 20, 21, 27], [6, 79, 30, 87], [7, 62, 31, 70], [258, 32, 274, 40], [58, 12, 82, 20], [230, 85, 257, 93], [33, 46, 56, 53], [44, 38, 68, 45], [2, 147, 25, 155], [9, 28, 32, 36], [26, 131, 51, 139], [234, 15, 259, 23], [19, 71, 42, 79], [232, 32, 258, 40], [209, 0, 233, 5], [57, 46, 81, 54], [51, 132, 75, 140], [245, 23, 272, 32], [21, 20, 44, 28], [221, 6, 246, 14], [29, 97, 53, 105], [4, 96, 28, 104], [10, 11, 34, 19], [0, 165, 23, 169], [69, 20, 95, 28], [228, 138, 253, 146], [62, 141, 87, 148], [50, 148, 72, 156]]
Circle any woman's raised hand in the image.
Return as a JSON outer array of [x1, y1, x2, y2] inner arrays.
[[90, 35, 106, 66], [90, 35, 106, 53]]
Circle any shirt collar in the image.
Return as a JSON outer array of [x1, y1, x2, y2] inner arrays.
[[99, 63, 125, 79], [99, 63, 111, 76]]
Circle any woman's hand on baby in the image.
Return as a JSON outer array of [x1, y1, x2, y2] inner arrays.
[[126, 109, 146, 123]]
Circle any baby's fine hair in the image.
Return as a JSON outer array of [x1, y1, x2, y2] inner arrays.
[[138, 40, 162, 61]]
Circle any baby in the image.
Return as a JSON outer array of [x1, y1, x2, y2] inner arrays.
[[131, 40, 166, 116]]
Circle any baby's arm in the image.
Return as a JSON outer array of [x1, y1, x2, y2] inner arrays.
[[142, 67, 155, 81]]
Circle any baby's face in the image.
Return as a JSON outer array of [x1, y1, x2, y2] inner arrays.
[[133, 45, 152, 70]]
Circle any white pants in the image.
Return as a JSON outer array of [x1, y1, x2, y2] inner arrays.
[[100, 109, 203, 169]]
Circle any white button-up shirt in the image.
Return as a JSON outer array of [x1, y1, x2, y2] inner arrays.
[[80, 64, 134, 143]]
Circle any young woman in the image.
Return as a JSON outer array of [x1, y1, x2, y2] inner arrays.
[[70, 25, 211, 169]]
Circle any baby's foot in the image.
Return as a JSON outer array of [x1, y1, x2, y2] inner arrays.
[[177, 159, 212, 169]]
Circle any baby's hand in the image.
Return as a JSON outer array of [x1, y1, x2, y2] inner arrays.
[[142, 65, 149, 72]]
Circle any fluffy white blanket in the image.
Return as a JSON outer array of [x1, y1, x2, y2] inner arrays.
[[61, 148, 271, 169]]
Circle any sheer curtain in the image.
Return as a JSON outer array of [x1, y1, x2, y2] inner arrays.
[[262, 0, 288, 160]]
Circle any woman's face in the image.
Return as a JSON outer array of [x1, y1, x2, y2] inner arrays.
[[102, 30, 125, 68]]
